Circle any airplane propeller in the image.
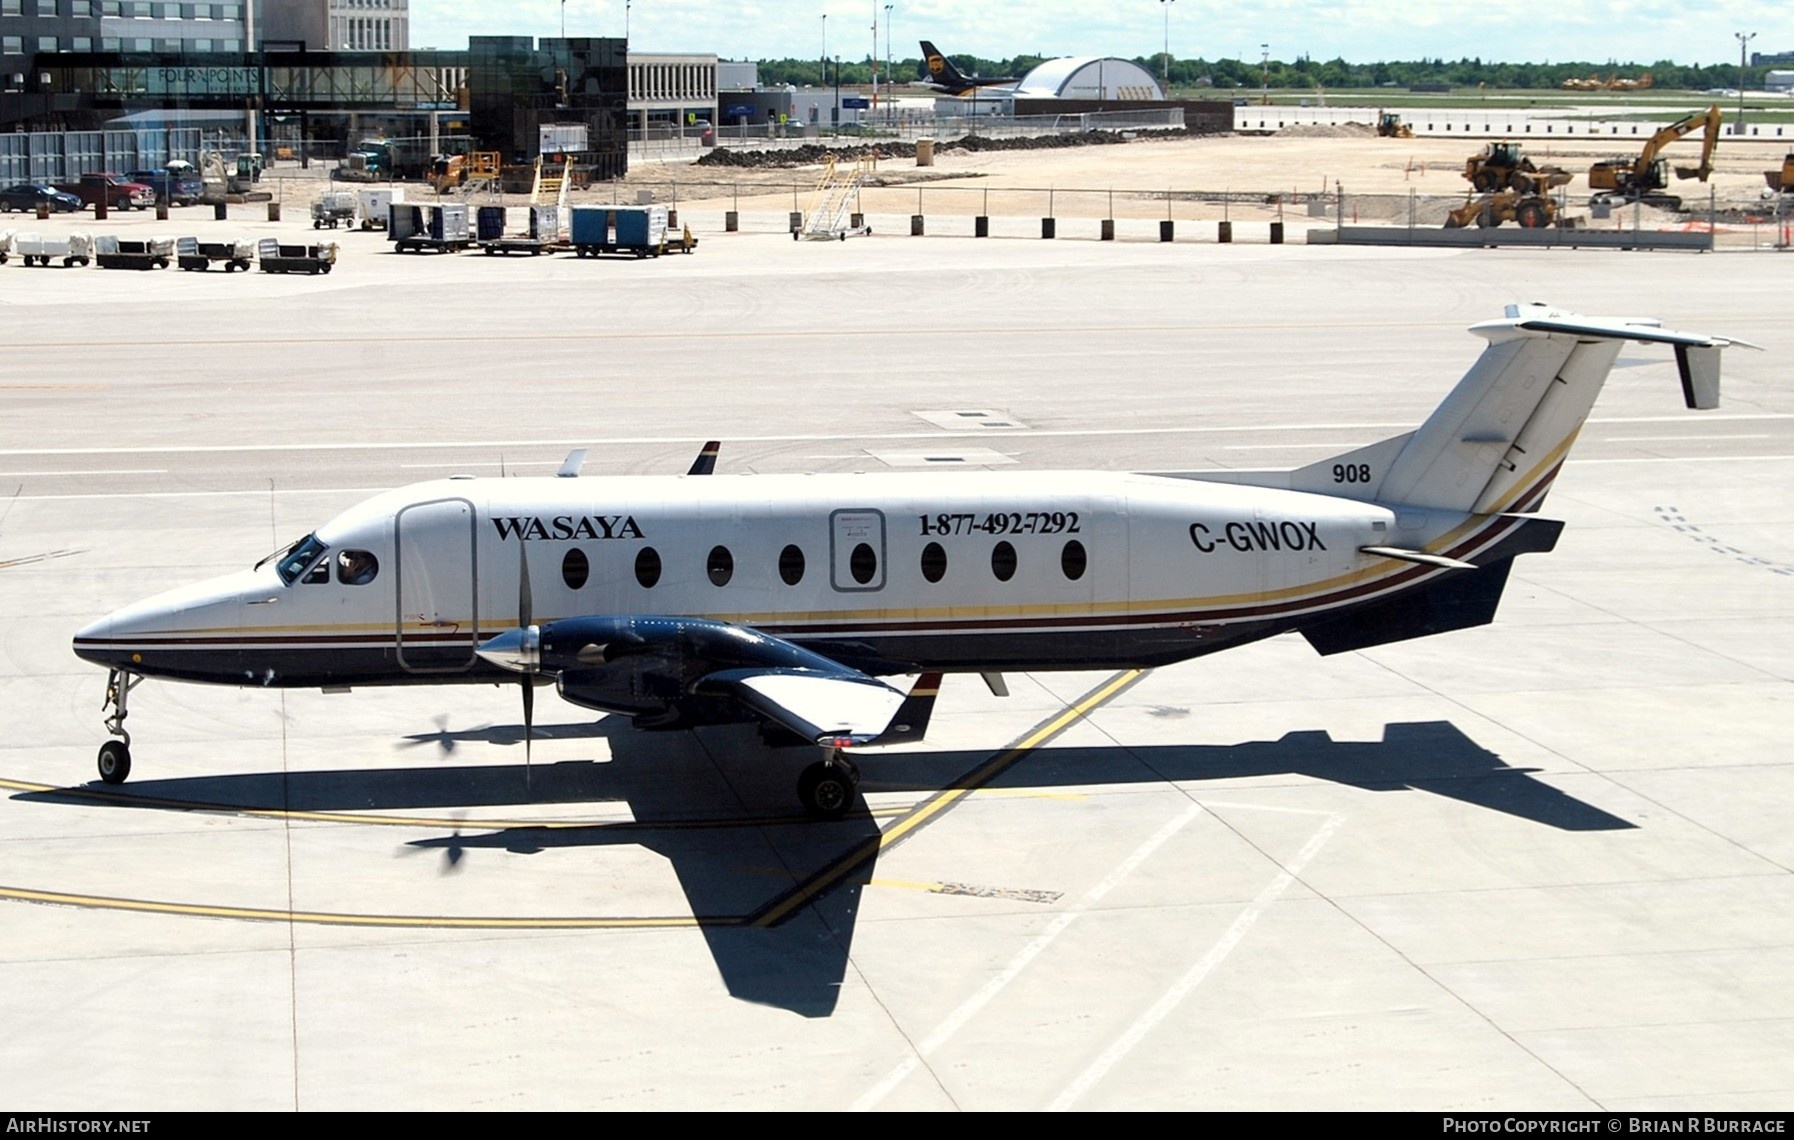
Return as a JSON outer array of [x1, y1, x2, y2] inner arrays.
[[517, 537, 534, 794]]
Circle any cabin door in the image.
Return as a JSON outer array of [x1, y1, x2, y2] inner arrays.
[[395, 497, 480, 672], [830, 509, 886, 592]]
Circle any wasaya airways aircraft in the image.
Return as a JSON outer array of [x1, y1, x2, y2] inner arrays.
[[73, 304, 1752, 818]]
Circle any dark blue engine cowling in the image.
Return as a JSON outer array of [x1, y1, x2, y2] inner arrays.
[[539, 615, 863, 728]]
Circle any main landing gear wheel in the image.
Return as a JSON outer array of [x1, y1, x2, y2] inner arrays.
[[797, 755, 860, 820], [97, 740, 131, 785]]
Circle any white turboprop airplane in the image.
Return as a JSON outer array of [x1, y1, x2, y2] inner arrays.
[[73, 304, 1752, 817]]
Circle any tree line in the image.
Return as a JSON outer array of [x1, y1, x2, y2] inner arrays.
[[748, 53, 1775, 92]]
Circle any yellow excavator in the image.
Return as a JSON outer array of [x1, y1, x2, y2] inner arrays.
[[1376, 111, 1413, 138], [1587, 105, 1721, 210]]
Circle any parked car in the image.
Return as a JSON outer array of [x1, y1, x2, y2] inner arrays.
[[0, 183, 83, 213], [124, 164, 204, 206], [52, 172, 155, 211]]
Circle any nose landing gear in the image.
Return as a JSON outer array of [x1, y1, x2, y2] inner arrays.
[[97, 669, 140, 784]]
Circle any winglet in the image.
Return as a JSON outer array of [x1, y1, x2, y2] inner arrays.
[[556, 449, 587, 478], [687, 440, 721, 476], [864, 672, 943, 746]]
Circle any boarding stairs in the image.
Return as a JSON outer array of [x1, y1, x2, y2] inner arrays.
[[531, 156, 574, 213], [800, 154, 874, 241], [456, 151, 504, 199]]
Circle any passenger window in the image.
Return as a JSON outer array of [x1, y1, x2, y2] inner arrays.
[[778, 544, 805, 586], [849, 542, 877, 585], [920, 541, 947, 583], [562, 548, 589, 590], [336, 550, 378, 585], [1061, 539, 1087, 581], [707, 545, 734, 587], [991, 541, 1017, 582], [635, 546, 661, 589]]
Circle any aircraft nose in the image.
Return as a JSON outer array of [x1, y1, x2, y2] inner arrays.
[[477, 626, 539, 673], [71, 571, 258, 676], [72, 612, 129, 668]]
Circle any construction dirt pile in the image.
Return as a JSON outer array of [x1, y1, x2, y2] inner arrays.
[[693, 129, 1205, 170], [1273, 122, 1377, 138]]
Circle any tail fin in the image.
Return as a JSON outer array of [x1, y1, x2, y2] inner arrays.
[[1374, 304, 1753, 514], [920, 41, 968, 89], [1178, 303, 1755, 513]]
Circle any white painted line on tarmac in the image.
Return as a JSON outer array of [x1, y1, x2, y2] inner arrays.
[[1600, 434, 1772, 443], [1048, 811, 1346, 1111], [3, 414, 1786, 459], [0, 469, 168, 477], [852, 801, 1208, 1112]]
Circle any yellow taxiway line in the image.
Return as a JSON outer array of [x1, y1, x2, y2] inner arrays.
[[1, 670, 1145, 931]]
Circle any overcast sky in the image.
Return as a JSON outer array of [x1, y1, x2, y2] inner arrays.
[[410, 1, 1789, 69]]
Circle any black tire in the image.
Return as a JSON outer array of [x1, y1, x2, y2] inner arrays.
[[1474, 206, 1498, 229], [1472, 171, 1496, 192], [97, 740, 131, 785], [798, 760, 855, 820], [1516, 201, 1548, 229]]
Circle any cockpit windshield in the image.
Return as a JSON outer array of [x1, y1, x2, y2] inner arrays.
[[261, 534, 329, 586]]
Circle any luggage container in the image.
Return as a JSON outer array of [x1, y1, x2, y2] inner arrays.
[[13, 232, 92, 267], [355, 186, 403, 230], [475, 205, 507, 241], [570, 204, 673, 258], [256, 237, 337, 274], [94, 234, 174, 270], [390, 203, 471, 253], [0, 230, 10, 264], [476, 205, 563, 255], [176, 236, 255, 272]]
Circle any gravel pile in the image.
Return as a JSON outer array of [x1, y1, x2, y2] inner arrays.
[[694, 130, 1191, 170]]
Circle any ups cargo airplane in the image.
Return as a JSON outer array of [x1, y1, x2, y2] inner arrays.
[[73, 305, 1751, 817]]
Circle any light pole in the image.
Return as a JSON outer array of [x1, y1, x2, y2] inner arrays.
[[821, 13, 827, 132], [1160, 0, 1174, 91], [1736, 31, 1756, 133], [1260, 43, 1269, 105], [884, 4, 894, 125]]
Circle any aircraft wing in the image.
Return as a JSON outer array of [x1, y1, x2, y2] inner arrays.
[[693, 667, 912, 744], [477, 614, 938, 745]]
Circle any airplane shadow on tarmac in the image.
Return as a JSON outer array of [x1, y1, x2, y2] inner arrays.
[[21, 717, 1632, 1017]]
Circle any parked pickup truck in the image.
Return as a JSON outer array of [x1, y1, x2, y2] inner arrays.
[[124, 165, 204, 206], [54, 172, 155, 211]]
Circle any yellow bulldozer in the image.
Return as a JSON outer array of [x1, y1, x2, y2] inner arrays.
[[1765, 153, 1794, 194], [1462, 141, 1573, 195], [1444, 190, 1560, 230], [1376, 111, 1413, 138], [1587, 105, 1721, 210]]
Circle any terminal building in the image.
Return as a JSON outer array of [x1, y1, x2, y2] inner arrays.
[[1, 35, 627, 183]]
